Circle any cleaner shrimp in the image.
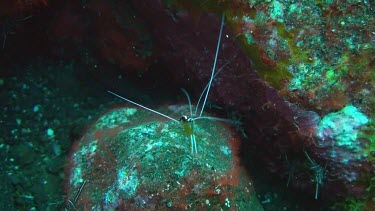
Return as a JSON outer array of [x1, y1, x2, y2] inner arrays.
[[108, 14, 235, 154]]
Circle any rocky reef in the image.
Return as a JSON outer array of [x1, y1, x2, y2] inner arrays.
[[1, 0, 373, 210]]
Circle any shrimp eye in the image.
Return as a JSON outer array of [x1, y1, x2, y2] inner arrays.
[[179, 115, 188, 122]]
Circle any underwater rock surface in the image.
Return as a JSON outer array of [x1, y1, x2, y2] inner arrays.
[[65, 105, 262, 210], [131, 0, 374, 205], [1, 0, 373, 209]]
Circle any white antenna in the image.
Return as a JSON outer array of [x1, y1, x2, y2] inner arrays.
[[198, 14, 225, 118], [107, 90, 179, 123], [181, 88, 193, 117], [194, 61, 229, 117]]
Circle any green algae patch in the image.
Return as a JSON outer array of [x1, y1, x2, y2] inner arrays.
[[238, 39, 292, 89], [358, 121, 375, 162]]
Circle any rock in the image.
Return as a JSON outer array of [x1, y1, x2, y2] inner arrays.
[[65, 105, 262, 210]]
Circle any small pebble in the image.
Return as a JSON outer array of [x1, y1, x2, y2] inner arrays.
[[46, 128, 54, 138], [33, 105, 40, 112]]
